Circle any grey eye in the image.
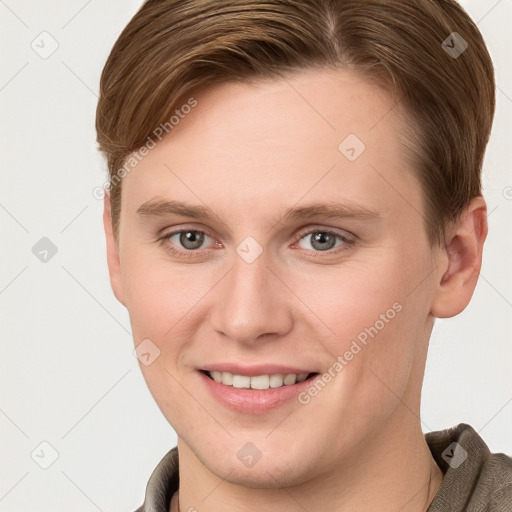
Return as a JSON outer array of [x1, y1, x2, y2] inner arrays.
[[176, 231, 205, 250], [298, 231, 344, 252]]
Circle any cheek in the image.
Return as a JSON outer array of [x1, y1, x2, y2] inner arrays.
[[123, 256, 208, 427], [288, 262, 421, 449], [290, 254, 421, 398], [120, 244, 212, 341], [120, 250, 221, 416], [289, 257, 406, 345]]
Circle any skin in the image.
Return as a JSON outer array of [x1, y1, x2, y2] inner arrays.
[[103, 67, 487, 511]]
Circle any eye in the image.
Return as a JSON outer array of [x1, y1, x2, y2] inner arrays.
[[159, 228, 216, 256], [296, 228, 353, 253]]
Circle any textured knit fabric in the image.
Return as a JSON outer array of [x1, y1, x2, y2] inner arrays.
[[426, 424, 512, 511], [134, 423, 512, 511]]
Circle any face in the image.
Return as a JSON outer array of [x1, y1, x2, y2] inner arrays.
[[108, 67, 442, 487]]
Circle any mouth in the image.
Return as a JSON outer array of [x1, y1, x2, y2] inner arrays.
[[198, 367, 320, 414], [201, 370, 319, 390]]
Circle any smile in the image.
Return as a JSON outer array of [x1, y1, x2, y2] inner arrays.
[[206, 370, 317, 390]]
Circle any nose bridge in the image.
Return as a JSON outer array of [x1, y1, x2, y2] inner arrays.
[[211, 250, 292, 344]]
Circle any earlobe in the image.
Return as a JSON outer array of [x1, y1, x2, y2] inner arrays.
[[430, 196, 488, 318], [103, 193, 126, 306]]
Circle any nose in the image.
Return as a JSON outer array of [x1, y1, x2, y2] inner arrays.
[[209, 252, 293, 346]]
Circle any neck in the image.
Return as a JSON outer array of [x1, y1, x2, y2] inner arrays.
[[172, 409, 443, 512]]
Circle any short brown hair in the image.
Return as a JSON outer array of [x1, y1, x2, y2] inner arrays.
[[96, 0, 495, 245]]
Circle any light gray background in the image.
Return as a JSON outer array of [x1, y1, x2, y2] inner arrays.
[[0, 1, 510, 510]]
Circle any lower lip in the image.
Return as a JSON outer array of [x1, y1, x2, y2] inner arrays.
[[199, 371, 317, 414]]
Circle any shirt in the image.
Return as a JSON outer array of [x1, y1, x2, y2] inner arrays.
[[134, 423, 512, 511]]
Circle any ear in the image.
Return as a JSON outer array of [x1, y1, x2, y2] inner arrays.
[[103, 192, 126, 306], [430, 196, 488, 318]]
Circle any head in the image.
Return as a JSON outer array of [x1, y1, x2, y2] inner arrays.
[[96, 0, 494, 487]]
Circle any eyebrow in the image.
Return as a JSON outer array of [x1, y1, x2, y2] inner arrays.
[[136, 199, 381, 224]]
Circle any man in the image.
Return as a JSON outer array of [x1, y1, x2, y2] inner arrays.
[[96, 1, 512, 510]]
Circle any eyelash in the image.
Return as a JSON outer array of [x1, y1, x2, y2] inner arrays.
[[157, 226, 355, 259]]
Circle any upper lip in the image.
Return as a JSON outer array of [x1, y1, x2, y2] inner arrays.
[[200, 363, 317, 377]]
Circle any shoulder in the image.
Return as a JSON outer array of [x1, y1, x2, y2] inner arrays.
[[426, 423, 512, 511], [133, 446, 180, 512]]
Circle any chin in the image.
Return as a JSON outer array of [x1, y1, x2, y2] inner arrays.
[[197, 444, 320, 489]]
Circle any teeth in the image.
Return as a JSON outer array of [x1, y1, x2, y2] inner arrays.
[[283, 374, 297, 385], [208, 371, 311, 390], [269, 374, 284, 388], [232, 375, 251, 388], [221, 372, 233, 385]]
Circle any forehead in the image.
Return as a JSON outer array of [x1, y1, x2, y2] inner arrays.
[[121, 67, 422, 226]]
